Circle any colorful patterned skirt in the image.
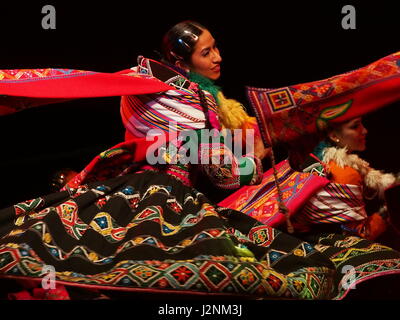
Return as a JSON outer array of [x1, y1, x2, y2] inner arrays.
[[219, 162, 400, 300], [0, 170, 335, 300], [300, 232, 400, 300]]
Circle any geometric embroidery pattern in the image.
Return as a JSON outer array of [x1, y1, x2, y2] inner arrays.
[[247, 52, 400, 145], [55, 200, 88, 240], [249, 225, 275, 247], [219, 160, 328, 228], [0, 68, 90, 81], [0, 243, 337, 299], [0, 240, 325, 299], [3, 167, 399, 300], [334, 259, 400, 300], [13, 198, 45, 217], [266, 88, 295, 113]]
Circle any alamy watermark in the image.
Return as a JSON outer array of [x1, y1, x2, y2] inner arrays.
[[340, 264, 357, 290], [342, 5, 356, 30], [41, 5, 56, 30], [144, 126, 257, 175], [40, 5, 356, 31], [39, 5, 357, 31], [41, 264, 56, 290]]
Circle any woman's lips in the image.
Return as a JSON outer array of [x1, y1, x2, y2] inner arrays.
[[212, 65, 220, 72]]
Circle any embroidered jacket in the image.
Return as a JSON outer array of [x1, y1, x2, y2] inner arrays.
[[120, 56, 263, 189]]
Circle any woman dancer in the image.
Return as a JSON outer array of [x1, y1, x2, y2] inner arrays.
[[0, 21, 335, 300]]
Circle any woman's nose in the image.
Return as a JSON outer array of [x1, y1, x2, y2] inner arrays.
[[212, 50, 222, 63], [361, 125, 368, 135]]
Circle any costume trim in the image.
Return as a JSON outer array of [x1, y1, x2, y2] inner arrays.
[[322, 146, 396, 198]]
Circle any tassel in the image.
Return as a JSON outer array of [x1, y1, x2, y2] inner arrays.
[[268, 134, 294, 234]]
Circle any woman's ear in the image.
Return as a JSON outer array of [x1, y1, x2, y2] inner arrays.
[[328, 131, 340, 144]]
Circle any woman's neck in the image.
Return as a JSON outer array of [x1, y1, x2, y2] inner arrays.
[[188, 71, 221, 101]]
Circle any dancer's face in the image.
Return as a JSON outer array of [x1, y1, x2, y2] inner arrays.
[[329, 117, 368, 152], [187, 29, 222, 80]]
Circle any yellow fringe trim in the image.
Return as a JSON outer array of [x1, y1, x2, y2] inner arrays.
[[216, 91, 253, 130], [216, 91, 260, 146]]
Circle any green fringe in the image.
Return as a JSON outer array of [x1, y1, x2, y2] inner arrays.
[[312, 140, 333, 160], [188, 71, 221, 102]]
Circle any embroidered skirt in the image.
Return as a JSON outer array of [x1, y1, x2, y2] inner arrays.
[[0, 170, 335, 299]]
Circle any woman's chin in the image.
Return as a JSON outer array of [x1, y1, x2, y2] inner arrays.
[[354, 144, 366, 152], [209, 73, 220, 81]]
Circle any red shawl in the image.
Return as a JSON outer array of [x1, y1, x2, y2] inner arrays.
[[0, 68, 172, 115]]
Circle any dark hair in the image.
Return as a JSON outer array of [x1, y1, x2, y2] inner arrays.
[[161, 21, 206, 65], [318, 120, 344, 146]]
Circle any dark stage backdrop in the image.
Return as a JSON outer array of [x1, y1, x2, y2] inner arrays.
[[0, 1, 399, 208]]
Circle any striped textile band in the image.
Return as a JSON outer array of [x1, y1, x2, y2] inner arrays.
[[120, 57, 219, 139], [296, 182, 366, 227], [218, 160, 329, 227]]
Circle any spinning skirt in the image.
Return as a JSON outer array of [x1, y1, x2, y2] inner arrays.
[[0, 170, 335, 299]]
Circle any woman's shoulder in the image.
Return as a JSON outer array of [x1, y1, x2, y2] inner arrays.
[[301, 144, 363, 185], [135, 56, 192, 89], [300, 155, 326, 177]]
